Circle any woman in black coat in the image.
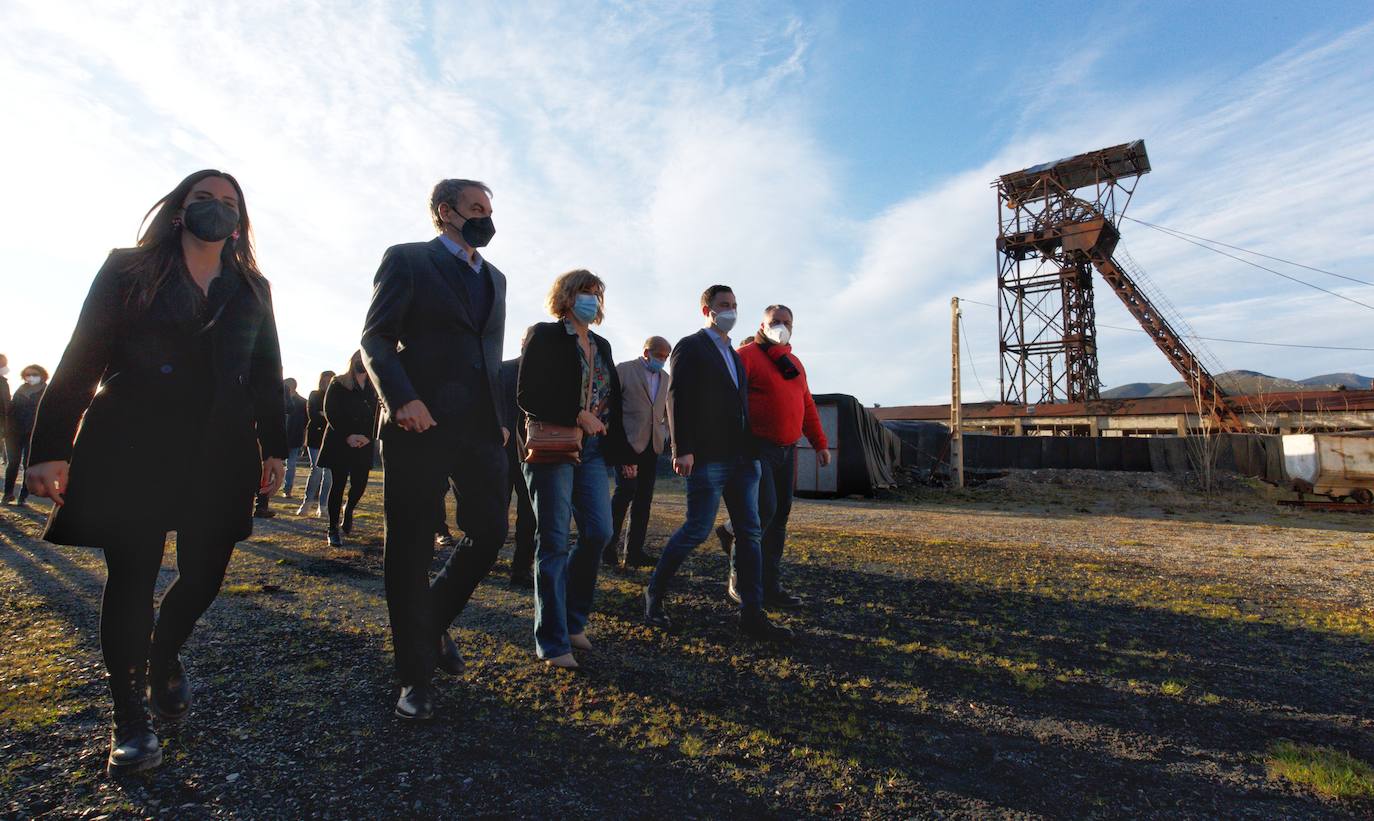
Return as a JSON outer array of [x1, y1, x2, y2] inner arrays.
[[296, 370, 335, 517], [26, 170, 287, 776], [317, 351, 379, 548], [517, 269, 634, 669], [2, 363, 47, 505]]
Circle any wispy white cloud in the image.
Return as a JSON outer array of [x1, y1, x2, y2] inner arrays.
[[0, 2, 1370, 411]]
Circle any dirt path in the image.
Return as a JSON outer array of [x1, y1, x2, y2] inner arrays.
[[2, 474, 1372, 818]]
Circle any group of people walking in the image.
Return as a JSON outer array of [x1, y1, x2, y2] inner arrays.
[[14, 171, 829, 776]]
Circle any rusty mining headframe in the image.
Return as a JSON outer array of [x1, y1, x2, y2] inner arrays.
[[994, 140, 1244, 431]]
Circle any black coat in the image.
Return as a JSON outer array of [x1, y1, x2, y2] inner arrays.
[[284, 390, 308, 449], [317, 377, 379, 471], [360, 238, 506, 441], [29, 250, 287, 548], [10, 382, 46, 440], [0, 375, 10, 438], [667, 328, 753, 463], [517, 321, 632, 466], [306, 388, 328, 449]]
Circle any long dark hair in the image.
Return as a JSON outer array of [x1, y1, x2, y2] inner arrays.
[[337, 351, 367, 390], [121, 169, 267, 310]]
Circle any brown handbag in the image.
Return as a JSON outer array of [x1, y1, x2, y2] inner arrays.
[[523, 353, 596, 465]]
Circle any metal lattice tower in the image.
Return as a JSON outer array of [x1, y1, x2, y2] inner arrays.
[[993, 140, 1244, 430]]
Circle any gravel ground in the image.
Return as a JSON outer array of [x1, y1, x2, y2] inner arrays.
[[2, 468, 1373, 818]]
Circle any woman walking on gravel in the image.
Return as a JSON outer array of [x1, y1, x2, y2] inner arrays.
[[317, 351, 379, 548], [296, 370, 335, 517], [518, 270, 634, 669], [2, 364, 48, 505], [25, 169, 287, 776]]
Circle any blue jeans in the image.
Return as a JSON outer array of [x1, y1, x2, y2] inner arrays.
[[523, 435, 613, 659], [303, 446, 332, 506], [649, 457, 763, 615], [283, 448, 302, 494]]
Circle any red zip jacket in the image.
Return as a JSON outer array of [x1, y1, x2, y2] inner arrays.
[[737, 340, 829, 450]]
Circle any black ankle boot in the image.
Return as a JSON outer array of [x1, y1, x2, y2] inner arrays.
[[148, 654, 191, 721], [108, 667, 163, 775], [342, 505, 355, 535]]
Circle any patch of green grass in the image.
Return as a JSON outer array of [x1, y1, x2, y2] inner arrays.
[[1160, 679, 1189, 696], [1266, 741, 1374, 799], [223, 583, 261, 596], [679, 735, 707, 757]]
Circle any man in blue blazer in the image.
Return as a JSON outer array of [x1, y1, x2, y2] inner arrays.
[[644, 285, 792, 642], [361, 179, 510, 720]]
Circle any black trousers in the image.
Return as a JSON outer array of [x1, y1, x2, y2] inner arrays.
[[381, 427, 508, 686], [609, 445, 660, 556], [100, 528, 236, 682], [507, 446, 536, 576], [328, 460, 371, 529], [3, 430, 29, 500]]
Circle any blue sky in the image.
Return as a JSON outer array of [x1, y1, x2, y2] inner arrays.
[[2, 0, 1371, 406]]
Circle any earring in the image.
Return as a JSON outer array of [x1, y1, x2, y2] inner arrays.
[[171, 216, 183, 229], [231, 229, 240, 240]]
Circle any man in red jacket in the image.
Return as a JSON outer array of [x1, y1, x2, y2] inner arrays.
[[717, 305, 830, 607]]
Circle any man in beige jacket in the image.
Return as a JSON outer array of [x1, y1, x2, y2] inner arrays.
[[606, 336, 672, 568]]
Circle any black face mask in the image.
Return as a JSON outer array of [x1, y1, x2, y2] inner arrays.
[[448, 212, 496, 248], [182, 199, 239, 242]]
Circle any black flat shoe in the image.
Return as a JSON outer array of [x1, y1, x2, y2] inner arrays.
[[714, 524, 734, 557], [395, 685, 434, 720], [328, 527, 343, 548], [624, 551, 658, 569], [148, 656, 191, 721], [644, 587, 672, 629], [437, 632, 465, 676], [764, 590, 805, 609], [739, 613, 794, 642]]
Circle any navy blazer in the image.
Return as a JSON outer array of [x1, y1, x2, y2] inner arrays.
[[666, 328, 753, 463], [360, 237, 506, 441]]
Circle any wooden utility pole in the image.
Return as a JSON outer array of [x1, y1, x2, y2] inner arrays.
[[950, 297, 964, 488]]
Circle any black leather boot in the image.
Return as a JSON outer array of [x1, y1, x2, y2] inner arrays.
[[341, 503, 355, 535], [327, 526, 343, 547], [107, 667, 163, 775], [643, 587, 672, 629], [148, 654, 191, 721]]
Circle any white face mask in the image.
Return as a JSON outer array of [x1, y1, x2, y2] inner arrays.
[[763, 323, 791, 345], [711, 309, 738, 334], [25, 375, 42, 385], [0, 366, 7, 377]]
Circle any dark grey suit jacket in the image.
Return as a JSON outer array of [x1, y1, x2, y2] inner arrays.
[[360, 237, 506, 441]]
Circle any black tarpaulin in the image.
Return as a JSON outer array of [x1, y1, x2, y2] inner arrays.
[[806, 394, 902, 497]]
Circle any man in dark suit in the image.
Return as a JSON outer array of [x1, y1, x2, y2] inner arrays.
[[500, 331, 537, 587], [644, 285, 792, 641], [361, 178, 509, 720]]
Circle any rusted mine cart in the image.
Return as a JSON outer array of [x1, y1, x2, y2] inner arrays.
[[1281, 432, 1374, 508]]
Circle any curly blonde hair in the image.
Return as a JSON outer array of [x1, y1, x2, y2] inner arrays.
[[545, 269, 605, 325]]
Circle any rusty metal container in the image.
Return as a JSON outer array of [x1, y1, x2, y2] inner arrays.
[[1282, 432, 1374, 503]]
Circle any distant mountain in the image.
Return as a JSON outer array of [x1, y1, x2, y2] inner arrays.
[[1100, 382, 1163, 399], [1099, 370, 1373, 399], [1299, 372, 1373, 390]]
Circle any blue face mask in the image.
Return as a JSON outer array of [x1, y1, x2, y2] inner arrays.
[[572, 293, 600, 324], [645, 357, 666, 373]]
